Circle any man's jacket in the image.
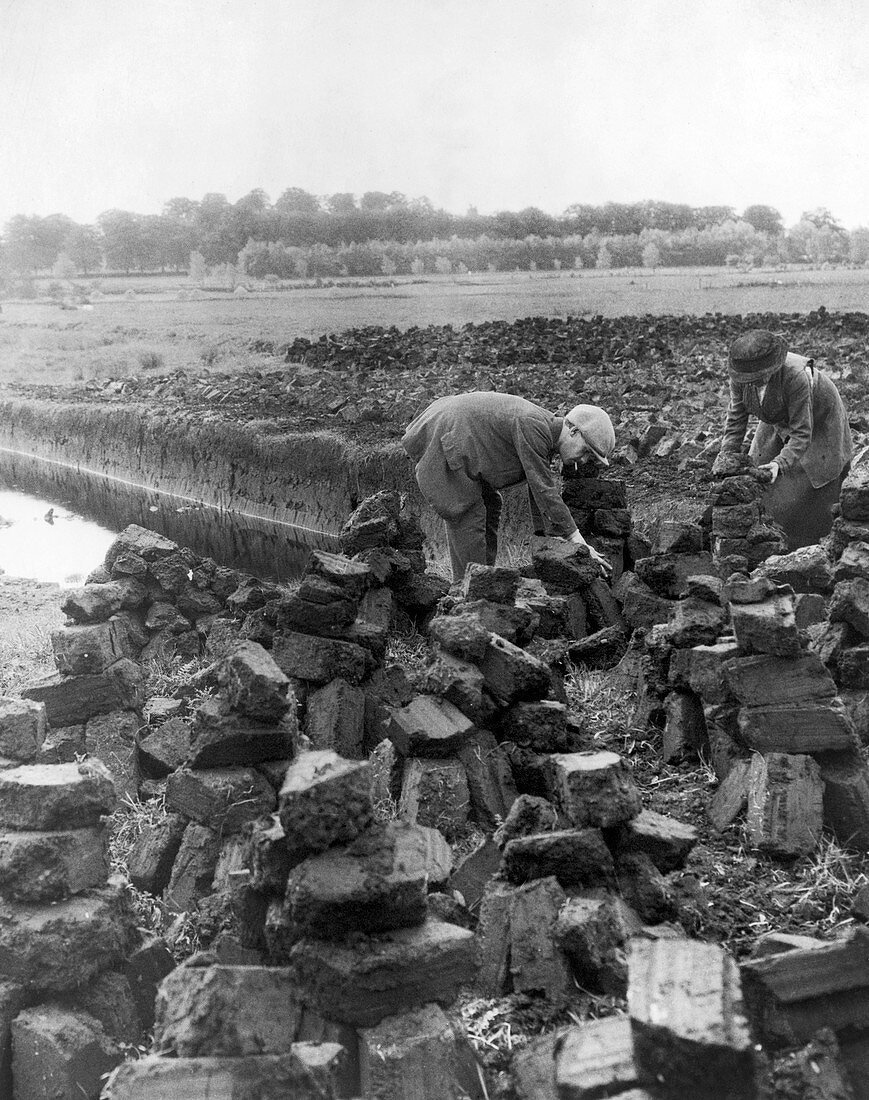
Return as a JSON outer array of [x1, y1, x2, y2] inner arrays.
[[402, 391, 577, 535], [721, 352, 852, 488]]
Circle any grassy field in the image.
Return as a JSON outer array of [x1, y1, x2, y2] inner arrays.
[[1, 265, 868, 387]]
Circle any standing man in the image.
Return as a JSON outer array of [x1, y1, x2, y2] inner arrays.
[[402, 391, 615, 583]]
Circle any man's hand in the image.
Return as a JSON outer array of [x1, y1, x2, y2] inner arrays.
[[588, 545, 613, 577], [758, 461, 780, 484], [568, 529, 612, 577]]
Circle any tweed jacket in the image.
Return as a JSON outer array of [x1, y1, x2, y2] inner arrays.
[[402, 391, 577, 536], [721, 353, 852, 488]]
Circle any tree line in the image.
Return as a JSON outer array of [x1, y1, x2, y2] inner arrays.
[[1, 187, 867, 281]]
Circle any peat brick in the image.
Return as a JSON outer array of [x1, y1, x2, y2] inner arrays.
[[628, 937, 754, 1099], [708, 758, 752, 832], [555, 1017, 639, 1099], [138, 717, 192, 778], [456, 729, 518, 829], [0, 880, 135, 993], [284, 821, 432, 936], [359, 1002, 483, 1100], [509, 876, 573, 999], [271, 630, 372, 685], [0, 759, 116, 831], [399, 757, 470, 840], [166, 766, 276, 834], [741, 926, 869, 1047], [187, 700, 293, 768], [288, 918, 477, 1028], [420, 650, 498, 726], [839, 466, 869, 523], [387, 694, 475, 758], [217, 641, 291, 721], [635, 552, 715, 599], [662, 690, 708, 763], [21, 657, 144, 727], [531, 537, 601, 591], [154, 963, 301, 1056], [755, 545, 835, 594], [477, 635, 551, 704], [428, 614, 491, 663], [12, 1005, 121, 1100], [85, 709, 141, 803], [278, 750, 372, 861], [0, 826, 108, 903], [609, 807, 698, 872], [738, 701, 858, 754], [164, 823, 221, 913], [461, 563, 521, 604], [0, 697, 47, 762], [726, 653, 836, 706], [731, 593, 801, 657], [830, 578, 869, 638], [51, 618, 136, 676], [818, 751, 869, 851], [493, 793, 559, 848], [747, 752, 824, 859], [303, 673, 365, 761], [686, 641, 739, 704], [128, 812, 187, 895], [548, 751, 642, 828], [501, 829, 615, 889], [102, 1050, 343, 1100], [556, 894, 630, 997]]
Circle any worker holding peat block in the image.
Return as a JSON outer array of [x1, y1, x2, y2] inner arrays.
[[716, 328, 853, 547], [402, 391, 615, 583]]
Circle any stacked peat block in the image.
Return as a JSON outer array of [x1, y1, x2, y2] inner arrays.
[[707, 452, 787, 574], [514, 936, 757, 1100], [338, 488, 450, 628], [812, 464, 869, 746], [613, 513, 721, 743], [20, 523, 270, 802], [127, 640, 291, 935], [738, 926, 869, 1100], [104, 957, 349, 1099], [0, 752, 174, 1100], [560, 469, 645, 587], [677, 543, 869, 859], [475, 758, 699, 1006], [225, 748, 483, 1099]]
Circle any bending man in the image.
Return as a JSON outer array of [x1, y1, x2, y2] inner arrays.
[[402, 391, 615, 583], [717, 328, 852, 547]]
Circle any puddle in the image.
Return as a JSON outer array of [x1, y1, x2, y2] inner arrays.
[[0, 456, 340, 585], [0, 489, 116, 586]]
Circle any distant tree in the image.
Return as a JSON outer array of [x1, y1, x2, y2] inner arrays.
[[741, 204, 784, 235], [97, 209, 142, 273], [692, 205, 737, 229], [52, 252, 76, 279], [849, 227, 869, 265], [3, 215, 42, 272], [642, 241, 662, 269], [596, 242, 613, 269], [163, 196, 200, 222], [324, 192, 357, 215], [235, 188, 271, 213], [275, 187, 321, 215], [63, 224, 102, 273], [359, 191, 399, 213], [189, 250, 207, 284], [800, 207, 845, 233]]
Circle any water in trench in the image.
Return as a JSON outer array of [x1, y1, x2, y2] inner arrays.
[[0, 454, 339, 586]]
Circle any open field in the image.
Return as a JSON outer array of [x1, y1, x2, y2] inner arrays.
[[2, 265, 868, 387]]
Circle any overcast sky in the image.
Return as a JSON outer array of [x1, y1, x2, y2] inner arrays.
[[2, 0, 868, 229]]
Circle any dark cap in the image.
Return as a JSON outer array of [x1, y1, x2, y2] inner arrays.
[[728, 329, 787, 383]]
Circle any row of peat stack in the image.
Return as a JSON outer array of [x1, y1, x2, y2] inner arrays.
[[0, 748, 173, 1099], [514, 923, 869, 1100], [110, 747, 481, 1099]]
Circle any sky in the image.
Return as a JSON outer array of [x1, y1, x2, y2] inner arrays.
[[2, 0, 869, 230]]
